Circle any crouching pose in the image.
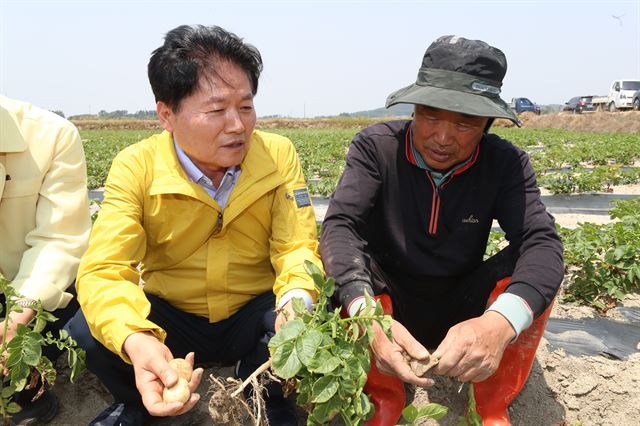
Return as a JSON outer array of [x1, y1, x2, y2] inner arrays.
[[68, 25, 323, 426], [319, 35, 563, 425]]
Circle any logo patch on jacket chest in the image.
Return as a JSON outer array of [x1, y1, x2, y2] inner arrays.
[[462, 214, 479, 224]]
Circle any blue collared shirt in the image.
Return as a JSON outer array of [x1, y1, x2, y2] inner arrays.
[[174, 141, 241, 209]]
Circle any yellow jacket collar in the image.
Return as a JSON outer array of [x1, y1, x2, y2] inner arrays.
[[148, 130, 281, 198], [0, 100, 27, 153]]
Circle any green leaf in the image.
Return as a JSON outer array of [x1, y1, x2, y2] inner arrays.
[[296, 377, 312, 405], [69, 348, 86, 383], [291, 297, 308, 315], [58, 328, 70, 340], [377, 316, 393, 337], [268, 318, 305, 348], [303, 260, 326, 291], [307, 350, 341, 374], [6, 401, 22, 414], [310, 375, 339, 403], [338, 377, 357, 397], [1, 386, 15, 398], [357, 392, 373, 419], [296, 329, 323, 366], [402, 404, 419, 422], [10, 363, 30, 392], [417, 403, 449, 421], [310, 395, 342, 424], [271, 341, 302, 379], [322, 277, 335, 297]]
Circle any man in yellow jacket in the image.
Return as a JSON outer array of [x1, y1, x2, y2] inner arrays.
[[1, 96, 91, 423], [67, 25, 323, 425]]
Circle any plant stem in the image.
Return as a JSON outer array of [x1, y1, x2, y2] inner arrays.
[[230, 359, 272, 398]]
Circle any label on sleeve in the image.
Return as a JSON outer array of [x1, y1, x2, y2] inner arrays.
[[293, 188, 311, 208]]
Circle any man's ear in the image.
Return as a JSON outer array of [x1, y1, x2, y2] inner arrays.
[[156, 101, 174, 132]]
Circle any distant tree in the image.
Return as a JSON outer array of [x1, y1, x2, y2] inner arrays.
[[50, 110, 65, 118]]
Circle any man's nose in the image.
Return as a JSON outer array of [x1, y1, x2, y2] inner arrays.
[[225, 109, 245, 133], [432, 121, 453, 145]]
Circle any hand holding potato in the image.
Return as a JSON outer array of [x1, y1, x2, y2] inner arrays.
[[123, 332, 203, 417]]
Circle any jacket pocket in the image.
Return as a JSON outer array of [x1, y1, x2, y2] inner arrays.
[[1, 177, 41, 198]]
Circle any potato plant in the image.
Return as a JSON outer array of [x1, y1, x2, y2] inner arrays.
[[268, 261, 446, 425], [0, 276, 85, 423], [560, 197, 640, 309]]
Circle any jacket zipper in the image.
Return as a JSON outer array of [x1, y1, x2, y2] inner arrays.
[[426, 173, 439, 235]]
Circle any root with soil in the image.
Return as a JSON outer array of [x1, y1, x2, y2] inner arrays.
[[208, 359, 277, 426]]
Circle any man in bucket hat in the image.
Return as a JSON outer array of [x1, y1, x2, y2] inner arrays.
[[320, 35, 563, 425]]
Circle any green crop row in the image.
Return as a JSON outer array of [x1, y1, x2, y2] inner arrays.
[[538, 165, 640, 195], [81, 127, 640, 194], [484, 197, 640, 310], [82, 129, 157, 189]]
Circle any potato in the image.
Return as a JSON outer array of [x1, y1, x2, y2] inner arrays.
[[163, 377, 190, 404], [403, 352, 439, 377], [169, 358, 193, 381]]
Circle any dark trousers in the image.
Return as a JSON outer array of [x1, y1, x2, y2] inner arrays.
[[370, 248, 517, 349], [0, 286, 80, 403], [66, 291, 278, 404]]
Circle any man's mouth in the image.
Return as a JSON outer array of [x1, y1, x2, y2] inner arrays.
[[222, 141, 245, 150], [429, 148, 452, 162]]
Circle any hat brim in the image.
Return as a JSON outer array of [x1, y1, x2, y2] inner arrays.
[[386, 83, 521, 126]]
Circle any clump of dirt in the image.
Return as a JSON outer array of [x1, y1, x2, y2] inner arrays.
[[404, 352, 440, 377], [494, 111, 640, 133]]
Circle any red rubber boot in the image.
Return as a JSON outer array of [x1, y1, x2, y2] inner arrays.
[[473, 277, 554, 426], [362, 294, 405, 426]]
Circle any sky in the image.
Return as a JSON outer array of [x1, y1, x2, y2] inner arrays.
[[1, 0, 639, 118]]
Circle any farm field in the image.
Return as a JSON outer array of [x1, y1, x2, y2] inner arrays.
[[49, 114, 640, 425]]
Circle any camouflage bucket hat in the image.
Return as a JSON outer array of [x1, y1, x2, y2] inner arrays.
[[386, 35, 521, 126]]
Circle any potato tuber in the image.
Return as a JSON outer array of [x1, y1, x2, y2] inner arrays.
[[163, 377, 191, 404], [169, 358, 193, 381]]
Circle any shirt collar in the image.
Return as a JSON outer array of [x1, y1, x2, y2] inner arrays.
[[173, 139, 237, 186]]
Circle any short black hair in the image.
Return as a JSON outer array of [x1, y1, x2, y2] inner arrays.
[[148, 25, 263, 111]]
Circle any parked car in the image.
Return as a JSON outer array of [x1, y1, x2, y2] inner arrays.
[[510, 97, 541, 114], [563, 96, 595, 113], [632, 90, 640, 111]]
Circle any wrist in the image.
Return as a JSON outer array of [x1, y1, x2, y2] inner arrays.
[[483, 310, 516, 344], [123, 331, 158, 361]]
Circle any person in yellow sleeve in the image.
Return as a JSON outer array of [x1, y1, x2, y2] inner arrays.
[[66, 25, 323, 426], [1, 95, 91, 424]]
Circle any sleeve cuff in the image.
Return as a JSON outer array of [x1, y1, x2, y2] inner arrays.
[[347, 296, 369, 317], [277, 289, 313, 311], [338, 280, 374, 311], [486, 293, 533, 341]]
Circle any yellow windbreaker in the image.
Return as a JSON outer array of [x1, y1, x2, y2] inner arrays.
[[77, 130, 322, 360]]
